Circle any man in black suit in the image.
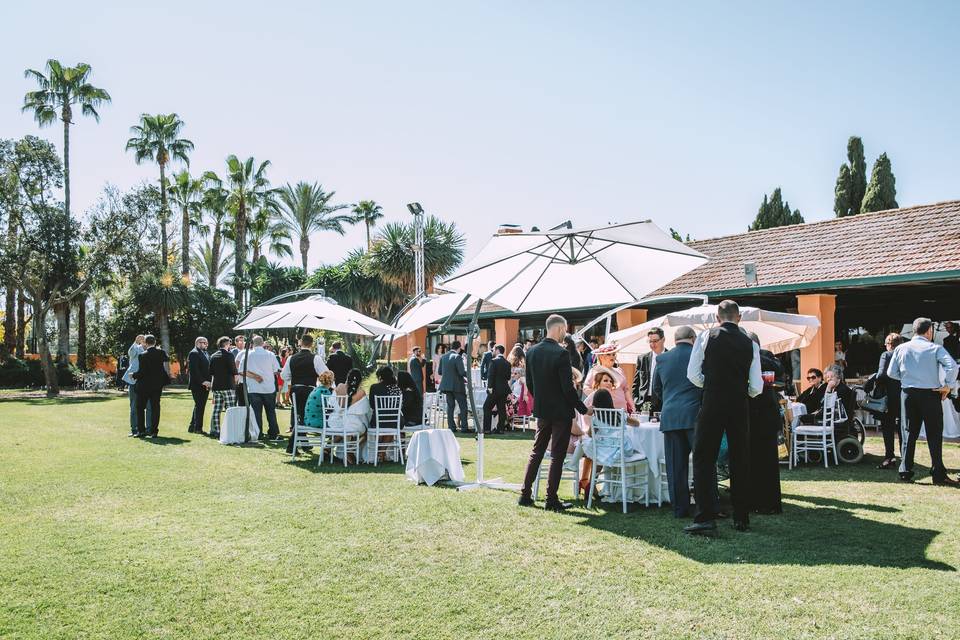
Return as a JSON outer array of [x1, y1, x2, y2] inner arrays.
[[519, 315, 591, 512], [133, 334, 172, 438], [633, 327, 667, 408], [408, 346, 425, 393], [482, 344, 511, 433], [187, 336, 211, 433], [479, 340, 495, 383], [327, 341, 353, 386], [684, 300, 763, 535], [943, 321, 960, 361]]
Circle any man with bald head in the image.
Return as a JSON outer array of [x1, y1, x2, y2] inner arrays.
[[242, 335, 282, 441], [651, 325, 702, 518]]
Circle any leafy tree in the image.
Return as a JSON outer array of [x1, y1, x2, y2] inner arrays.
[[833, 164, 855, 218], [22, 60, 111, 221], [0, 139, 18, 356], [278, 182, 352, 270], [366, 215, 465, 294], [306, 249, 404, 321], [168, 284, 239, 375], [125, 113, 194, 268], [748, 188, 804, 231], [248, 204, 292, 263], [834, 136, 871, 217], [208, 156, 274, 308], [249, 258, 306, 306], [861, 152, 898, 213], [669, 228, 691, 242], [352, 200, 384, 250], [191, 240, 233, 289], [167, 169, 204, 281], [132, 272, 188, 353]]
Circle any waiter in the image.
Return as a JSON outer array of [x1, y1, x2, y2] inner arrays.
[[282, 334, 327, 453], [684, 300, 763, 535], [887, 317, 958, 485]]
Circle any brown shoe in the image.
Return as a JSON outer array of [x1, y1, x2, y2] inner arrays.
[[932, 476, 959, 487]]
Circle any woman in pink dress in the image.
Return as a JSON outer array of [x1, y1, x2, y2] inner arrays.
[[583, 344, 635, 413], [507, 344, 533, 418], [579, 366, 639, 497]]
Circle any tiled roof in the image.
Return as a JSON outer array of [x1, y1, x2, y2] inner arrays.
[[653, 200, 960, 296]]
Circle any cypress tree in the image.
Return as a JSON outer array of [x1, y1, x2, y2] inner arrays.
[[861, 152, 898, 213], [749, 187, 805, 230], [847, 136, 867, 212], [834, 164, 854, 217]]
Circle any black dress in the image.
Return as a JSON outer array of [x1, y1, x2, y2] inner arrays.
[[748, 350, 783, 514], [401, 389, 423, 426]]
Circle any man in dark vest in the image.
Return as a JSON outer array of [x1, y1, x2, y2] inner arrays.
[[684, 300, 763, 534], [282, 334, 325, 453]]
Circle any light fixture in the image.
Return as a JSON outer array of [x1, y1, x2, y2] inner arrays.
[[407, 202, 423, 216]]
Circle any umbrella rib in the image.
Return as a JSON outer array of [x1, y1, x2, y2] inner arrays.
[[562, 231, 705, 259], [515, 240, 567, 310], [475, 253, 545, 308]]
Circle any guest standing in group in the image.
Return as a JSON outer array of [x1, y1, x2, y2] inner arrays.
[[408, 346, 426, 394], [327, 341, 353, 386], [507, 344, 533, 419], [887, 317, 958, 485], [208, 336, 238, 438], [397, 371, 423, 426], [438, 340, 469, 432], [133, 335, 172, 438], [585, 344, 635, 413], [242, 335, 282, 441], [480, 340, 496, 384], [519, 314, 591, 512], [122, 334, 146, 437], [943, 321, 960, 361], [745, 333, 783, 514], [564, 334, 583, 373], [651, 325, 701, 518], [633, 327, 667, 408], [684, 300, 763, 535], [282, 334, 328, 453], [187, 336, 211, 434], [432, 344, 447, 389], [577, 339, 594, 376], [875, 333, 904, 469], [232, 335, 247, 406], [483, 344, 511, 434]]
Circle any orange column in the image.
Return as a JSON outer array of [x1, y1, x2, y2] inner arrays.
[[797, 293, 835, 390], [495, 318, 519, 348], [614, 308, 648, 384], [390, 333, 408, 362]]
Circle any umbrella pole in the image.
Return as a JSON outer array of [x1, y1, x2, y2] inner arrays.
[[457, 299, 520, 493], [242, 334, 252, 444]]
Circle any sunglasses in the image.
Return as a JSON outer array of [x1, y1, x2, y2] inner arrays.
[[806, 375, 819, 380]]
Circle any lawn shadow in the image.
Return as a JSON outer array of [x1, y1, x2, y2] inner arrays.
[[142, 436, 189, 446], [784, 460, 933, 483], [573, 495, 953, 571], [0, 394, 117, 405]]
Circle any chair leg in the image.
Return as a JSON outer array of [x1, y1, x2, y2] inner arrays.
[[621, 461, 628, 514], [533, 463, 541, 500], [587, 462, 598, 509]]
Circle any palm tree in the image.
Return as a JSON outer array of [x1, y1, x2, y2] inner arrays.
[[125, 114, 194, 268], [277, 182, 353, 271], [207, 156, 273, 308], [248, 203, 293, 263], [133, 272, 188, 354], [352, 200, 384, 250], [167, 170, 204, 281], [191, 241, 233, 289], [201, 173, 230, 288], [22, 60, 111, 221], [366, 215, 465, 294], [306, 249, 404, 320]]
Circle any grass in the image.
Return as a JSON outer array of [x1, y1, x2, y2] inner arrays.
[[1, 389, 959, 639]]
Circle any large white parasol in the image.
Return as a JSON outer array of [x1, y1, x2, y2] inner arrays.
[[391, 292, 476, 334], [235, 295, 402, 336], [607, 304, 820, 359], [435, 221, 709, 492], [440, 221, 708, 313]]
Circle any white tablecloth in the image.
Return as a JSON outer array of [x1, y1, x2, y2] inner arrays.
[[920, 399, 960, 439], [220, 406, 258, 444], [788, 402, 807, 428], [405, 429, 464, 486]]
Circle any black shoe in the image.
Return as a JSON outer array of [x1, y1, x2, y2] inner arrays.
[[135, 433, 146, 438], [733, 519, 750, 532], [899, 471, 915, 483], [210, 431, 220, 439], [684, 521, 717, 535], [518, 495, 535, 507], [932, 476, 959, 487], [544, 500, 572, 512]]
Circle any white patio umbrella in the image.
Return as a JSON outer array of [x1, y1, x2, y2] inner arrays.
[[435, 221, 709, 492], [235, 296, 402, 336], [441, 221, 708, 313], [608, 304, 820, 360], [392, 292, 476, 334]]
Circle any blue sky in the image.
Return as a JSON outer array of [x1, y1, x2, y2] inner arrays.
[[2, 1, 957, 268]]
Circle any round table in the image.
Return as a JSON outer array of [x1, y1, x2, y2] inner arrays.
[[405, 428, 464, 486]]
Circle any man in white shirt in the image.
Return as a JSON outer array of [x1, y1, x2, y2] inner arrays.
[[233, 335, 247, 406], [241, 335, 282, 441], [122, 334, 146, 437]]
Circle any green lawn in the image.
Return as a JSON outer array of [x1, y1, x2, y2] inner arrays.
[[2, 390, 959, 639]]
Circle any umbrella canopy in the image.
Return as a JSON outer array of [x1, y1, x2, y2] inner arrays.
[[608, 304, 820, 358], [235, 296, 403, 336], [440, 221, 708, 314], [392, 292, 475, 334]]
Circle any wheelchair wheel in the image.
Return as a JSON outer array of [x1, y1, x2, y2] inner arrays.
[[852, 418, 866, 444], [837, 437, 864, 464]]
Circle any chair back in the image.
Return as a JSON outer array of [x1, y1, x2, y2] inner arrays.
[[374, 394, 402, 433], [591, 407, 628, 466], [821, 392, 840, 427], [423, 392, 438, 425], [323, 393, 348, 429]]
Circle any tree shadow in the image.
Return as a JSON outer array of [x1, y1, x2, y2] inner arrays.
[[141, 436, 189, 446], [0, 394, 116, 405], [572, 497, 953, 571], [784, 460, 933, 483], [284, 455, 407, 476], [780, 493, 900, 513]]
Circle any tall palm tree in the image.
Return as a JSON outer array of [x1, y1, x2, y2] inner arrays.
[[366, 215, 465, 294], [167, 169, 204, 281], [191, 241, 233, 289], [207, 156, 273, 307], [125, 114, 194, 268], [352, 200, 384, 250], [22, 60, 111, 221], [134, 272, 188, 354], [277, 182, 353, 271], [201, 173, 230, 288], [248, 203, 293, 263]]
